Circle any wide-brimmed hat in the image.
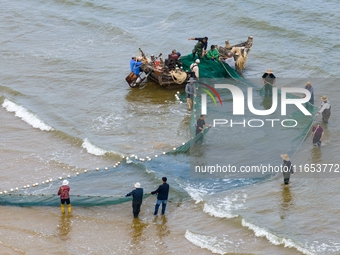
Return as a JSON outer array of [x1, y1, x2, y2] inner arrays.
[[134, 182, 141, 188], [266, 69, 273, 73], [306, 81, 311, 86], [321, 95, 328, 101], [62, 180, 69, 185], [188, 77, 196, 83], [280, 154, 290, 161]]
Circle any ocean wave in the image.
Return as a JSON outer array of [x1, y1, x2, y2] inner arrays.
[[185, 230, 231, 255], [180, 183, 209, 204], [241, 219, 315, 255], [2, 99, 54, 131], [81, 138, 123, 157]]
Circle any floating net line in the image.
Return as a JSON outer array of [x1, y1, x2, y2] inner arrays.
[[0, 54, 318, 206]]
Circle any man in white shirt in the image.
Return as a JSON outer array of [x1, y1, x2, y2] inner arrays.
[[190, 59, 200, 79], [317, 95, 331, 123]]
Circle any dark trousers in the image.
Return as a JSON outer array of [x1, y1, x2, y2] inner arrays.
[[313, 136, 321, 146], [132, 201, 142, 217], [284, 178, 290, 185]]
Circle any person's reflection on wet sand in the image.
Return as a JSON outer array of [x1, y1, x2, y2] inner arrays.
[[153, 215, 170, 239], [130, 217, 148, 246], [57, 214, 72, 240], [280, 186, 293, 219]]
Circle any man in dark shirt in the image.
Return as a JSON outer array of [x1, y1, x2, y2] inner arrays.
[[126, 182, 144, 218], [311, 123, 323, 146], [188, 37, 208, 59], [281, 154, 294, 186], [195, 115, 211, 144], [262, 69, 276, 94], [150, 177, 169, 215]]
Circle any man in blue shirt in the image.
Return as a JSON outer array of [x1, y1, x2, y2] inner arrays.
[[150, 177, 170, 215], [130, 56, 143, 75]]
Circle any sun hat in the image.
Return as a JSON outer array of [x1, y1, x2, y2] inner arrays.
[[62, 180, 69, 185], [321, 95, 328, 101], [280, 154, 290, 161], [266, 69, 272, 73], [134, 182, 141, 188], [306, 81, 311, 86]]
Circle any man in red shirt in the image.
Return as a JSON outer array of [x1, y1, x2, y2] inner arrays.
[[58, 179, 71, 214], [311, 123, 324, 146]]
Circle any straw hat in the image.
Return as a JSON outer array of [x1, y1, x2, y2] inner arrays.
[[320, 95, 328, 101], [280, 154, 290, 161], [306, 81, 311, 86], [62, 180, 69, 185], [266, 69, 273, 73], [134, 182, 141, 188]]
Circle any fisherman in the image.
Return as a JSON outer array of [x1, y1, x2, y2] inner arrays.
[[262, 69, 276, 94], [130, 55, 143, 75], [280, 154, 294, 186], [206, 45, 219, 61], [190, 59, 200, 79], [223, 52, 236, 70], [58, 179, 71, 214], [317, 96, 331, 123], [125, 182, 144, 218], [150, 177, 170, 215], [311, 123, 323, 146], [195, 115, 211, 144], [185, 77, 196, 111], [169, 49, 181, 61], [188, 37, 208, 59], [304, 81, 314, 105]]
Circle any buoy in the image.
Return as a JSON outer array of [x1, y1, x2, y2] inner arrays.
[[0, 192, 3, 195], [96, 168, 99, 171], [173, 147, 176, 150], [46, 180, 49, 183], [122, 156, 125, 159], [134, 156, 138, 159], [155, 155, 158, 158], [76, 172, 79, 175], [105, 167, 108, 170], [84, 170, 87, 173], [118, 161, 120, 164], [177, 91, 180, 94], [35, 183, 39, 186], [50, 179, 52, 182], [32, 184, 35, 187], [15, 187, 19, 191], [182, 142, 185, 145], [59, 177, 62, 180], [24, 186, 27, 189], [67, 175, 70, 178], [131, 154, 135, 157], [27, 185, 30, 188], [126, 157, 129, 160], [163, 152, 166, 155], [42, 182, 45, 184], [3, 191, 7, 194], [113, 165, 116, 168], [10, 188, 13, 192]]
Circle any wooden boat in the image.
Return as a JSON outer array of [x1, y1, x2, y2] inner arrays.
[[126, 36, 253, 89]]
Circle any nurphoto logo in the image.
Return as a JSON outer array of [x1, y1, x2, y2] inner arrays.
[[200, 84, 312, 128]]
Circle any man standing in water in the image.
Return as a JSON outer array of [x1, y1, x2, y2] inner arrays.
[[195, 115, 211, 144], [58, 179, 71, 214], [280, 154, 294, 186], [311, 123, 323, 146], [262, 69, 276, 94], [150, 177, 169, 215], [126, 182, 144, 218], [317, 95, 331, 123], [185, 77, 196, 111]]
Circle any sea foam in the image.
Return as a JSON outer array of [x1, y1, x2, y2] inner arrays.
[[2, 99, 53, 131], [241, 218, 315, 255]]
